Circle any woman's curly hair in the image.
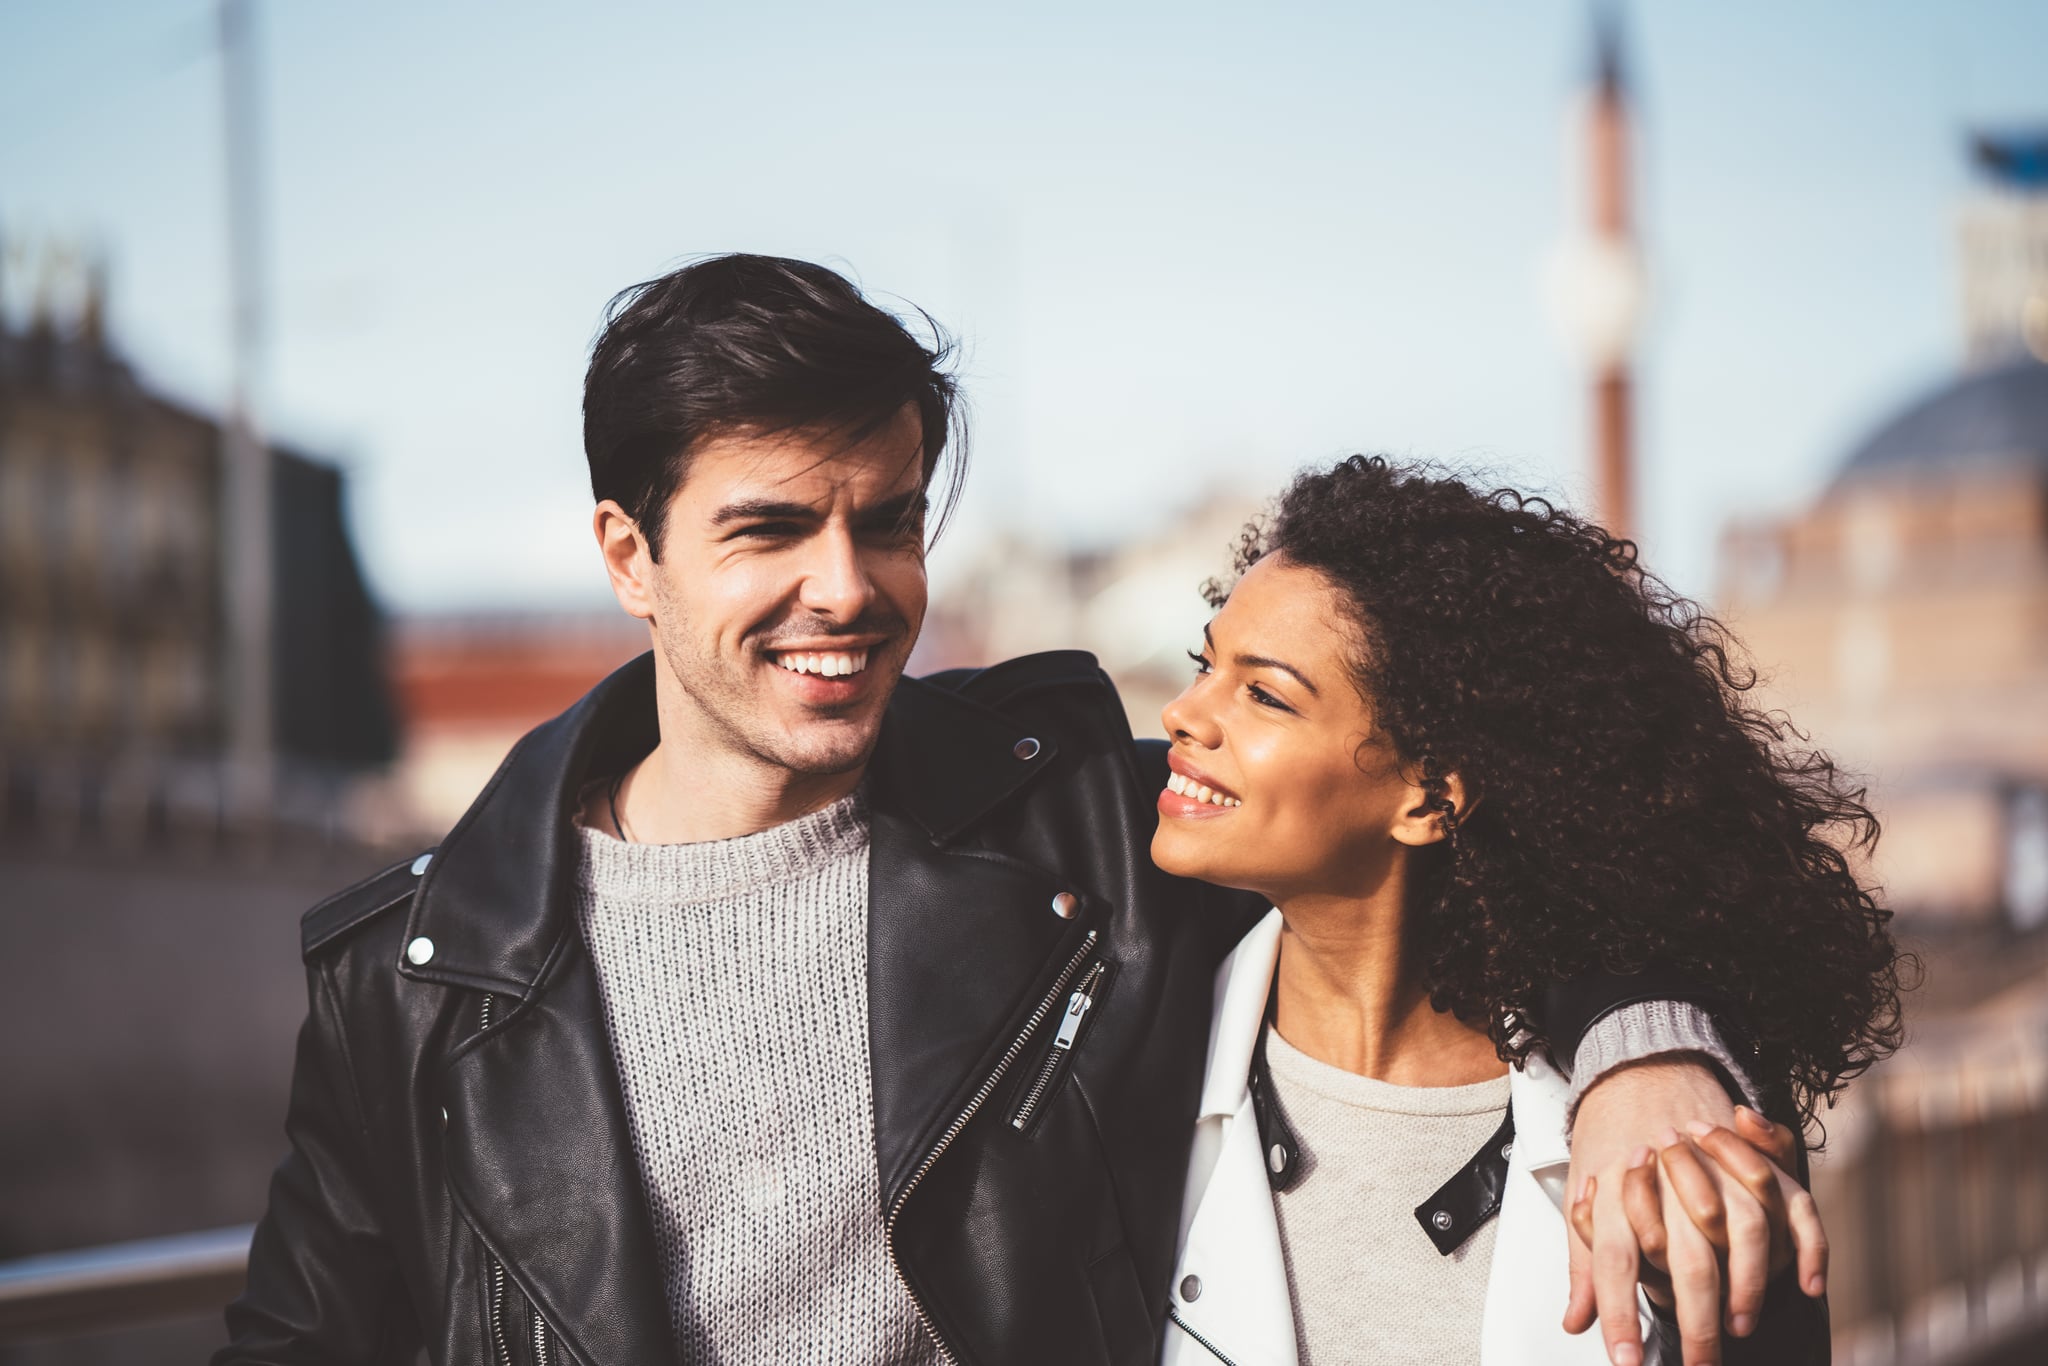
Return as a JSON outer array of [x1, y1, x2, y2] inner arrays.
[[1217, 455, 1907, 1133]]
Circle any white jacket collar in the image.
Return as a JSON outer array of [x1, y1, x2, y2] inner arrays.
[[1196, 909, 1284, 1121], [1168, 909, 1653, 1366]]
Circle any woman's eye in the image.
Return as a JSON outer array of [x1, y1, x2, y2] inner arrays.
[[1248, 683, 1292, 712], [1186, 650, 1212, 675]]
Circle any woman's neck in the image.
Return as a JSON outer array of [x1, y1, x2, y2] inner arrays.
[[1271, 881, 1506, 1088]]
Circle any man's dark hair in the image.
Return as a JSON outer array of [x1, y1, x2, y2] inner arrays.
[[583, 254, 965, 558]]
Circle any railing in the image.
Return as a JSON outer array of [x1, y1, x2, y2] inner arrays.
[[1819, 1006, 2048, 1366], [0, 1224, 251, 1342]]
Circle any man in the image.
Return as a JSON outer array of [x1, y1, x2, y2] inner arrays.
[[219, 256, 1817, 1365]]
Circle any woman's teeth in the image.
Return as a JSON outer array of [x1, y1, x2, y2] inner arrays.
[[1165, 772, 1240, 808], [776, 650, 870, 678]]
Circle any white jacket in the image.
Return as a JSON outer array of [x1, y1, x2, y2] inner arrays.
[[1162, 910, 1663, 1366]]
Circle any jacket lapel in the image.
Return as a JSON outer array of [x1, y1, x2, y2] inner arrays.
[[409, 652, 674, 1364], [441, 932, 679, 1366], [862, 672, 1087, 1204], [413, 653, 1080, 1361]]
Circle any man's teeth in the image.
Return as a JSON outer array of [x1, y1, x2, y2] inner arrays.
[[776, 650, 870, 678], [1166, 772, 1241, 808]]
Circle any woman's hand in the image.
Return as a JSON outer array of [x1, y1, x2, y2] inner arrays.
[[1565, 1103, 1828, 1365]]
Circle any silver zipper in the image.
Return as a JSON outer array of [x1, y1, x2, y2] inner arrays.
[[884, 929, 1100, 1360], [479, 993, 514, 1366], [475, 990, 559, 1366], [1168, 1305, 1242, 1366], [1009, 961, 1106, 1131]]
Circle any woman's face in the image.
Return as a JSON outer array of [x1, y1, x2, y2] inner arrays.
[[1150, 554, 1444, 905]]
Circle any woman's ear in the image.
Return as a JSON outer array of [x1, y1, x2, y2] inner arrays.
[[1391, 767, 1477, 848]]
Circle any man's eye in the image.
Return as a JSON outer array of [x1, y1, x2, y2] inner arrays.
[[1186, 650, 1212, 675], [737, 522, 801, 539]]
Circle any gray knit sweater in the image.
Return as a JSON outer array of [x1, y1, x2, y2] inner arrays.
[[573, 791, 942, 1365]]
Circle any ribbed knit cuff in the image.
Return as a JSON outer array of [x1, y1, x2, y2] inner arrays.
[[1565, 1000, 1759, 1130]]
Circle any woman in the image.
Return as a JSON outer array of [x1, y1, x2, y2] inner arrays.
[[1154, 457, 1903, 1365]]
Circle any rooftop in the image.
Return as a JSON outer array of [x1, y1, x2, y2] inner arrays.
[[1833, 356, 2048, 489]]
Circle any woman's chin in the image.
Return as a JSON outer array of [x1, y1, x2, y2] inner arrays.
[[1151, 823, 1244, 888]]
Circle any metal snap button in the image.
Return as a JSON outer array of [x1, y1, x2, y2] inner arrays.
[[1431, 1209, 1454, 1231], [1268, 1143, 1288, 1175], [406, 936, 435, 965], [1179, 1274, 1203, 1303], [410, 852, 433, 876], [1501, 1140, 1514, 1161], [1012, 737, 1041, 761], [1050, 892, 1080, 919]]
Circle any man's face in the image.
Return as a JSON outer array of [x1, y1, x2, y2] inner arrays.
[[639, 406, 929, 779]]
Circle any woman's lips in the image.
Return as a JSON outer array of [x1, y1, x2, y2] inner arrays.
[[1157, 757, 1241, 818]]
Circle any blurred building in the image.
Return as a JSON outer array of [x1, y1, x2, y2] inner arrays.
[[919, 488, 1262, 736], [1713, 133, 2048, 1366], [0, 242, 396, 846], [386, 610, 646, 835], [1718, 133, 2048, 929]]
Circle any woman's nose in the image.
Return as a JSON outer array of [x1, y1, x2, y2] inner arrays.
[[1160, 681, 1219, 747]]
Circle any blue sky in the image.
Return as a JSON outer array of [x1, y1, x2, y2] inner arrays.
[[4, 0, 2044, 610]]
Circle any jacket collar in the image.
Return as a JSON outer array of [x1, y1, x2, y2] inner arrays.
[[1198, 911, 1284, 1121], [399, 651, 1061, 994], [1193, 911, 1570, 1246], [428, 651, 1071, 1365]]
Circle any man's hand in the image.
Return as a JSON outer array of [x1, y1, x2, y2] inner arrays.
[[1560, 1062, 1827, 1365]]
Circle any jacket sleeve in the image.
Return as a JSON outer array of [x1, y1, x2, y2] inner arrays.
[[215, 958, 420, 1364]]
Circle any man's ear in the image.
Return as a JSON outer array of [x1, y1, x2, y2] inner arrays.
[[594, 499, 656, 621], [1391, 767, 1477, 848]]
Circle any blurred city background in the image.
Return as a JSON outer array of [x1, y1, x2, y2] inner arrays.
[[3, 1, 2046, 1362]]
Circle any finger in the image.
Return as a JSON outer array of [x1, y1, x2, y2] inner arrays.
[[1657, 1133, 1729, 1251], [1564, 1175, 1598, 1334], [1662, 1176, 1726, 1366], [1621, 1147, 1667, 1275], [1732, 1105, 1798, 1174], [1708, 1159, 1770, 1337], [1589, 1173, 1648, 1366], [1687, 1123, 1791, 1269], [1784, 1178, 1830, 1298]]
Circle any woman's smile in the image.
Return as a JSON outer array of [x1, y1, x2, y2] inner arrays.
[[1159, 753, 1242, 814]]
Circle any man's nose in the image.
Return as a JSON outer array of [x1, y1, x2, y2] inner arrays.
[[798, 528, 878, 621]]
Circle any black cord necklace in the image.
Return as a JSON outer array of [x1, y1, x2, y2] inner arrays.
[[607, 770, 630, 842]]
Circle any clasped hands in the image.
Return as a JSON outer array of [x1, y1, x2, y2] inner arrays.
[[1563, 1061, 1829, 1366]]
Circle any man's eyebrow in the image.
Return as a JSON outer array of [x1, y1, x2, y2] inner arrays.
[[857, 490, 928, 525], [1204, 624, 1321, 697], [709, 499, 822, 527]]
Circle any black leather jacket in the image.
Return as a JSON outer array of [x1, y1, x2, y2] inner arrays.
[[218, 651, 1807, 1365]]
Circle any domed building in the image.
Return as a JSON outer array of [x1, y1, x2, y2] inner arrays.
[[1717, 135, 2048, 929]]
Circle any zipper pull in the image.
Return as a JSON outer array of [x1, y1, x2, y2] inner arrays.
[[1010, 959, 1109, 1133], [1052, 962, 1106, 1050]]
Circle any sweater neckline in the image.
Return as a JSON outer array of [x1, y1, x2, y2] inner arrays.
[[576, 788, 869, 906], [1264, 1026, 1511, 1117]]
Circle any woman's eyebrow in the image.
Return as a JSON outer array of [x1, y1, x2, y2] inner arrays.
[[1203, 624, 1320, 696], [1237, 653, 1320, 697]]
